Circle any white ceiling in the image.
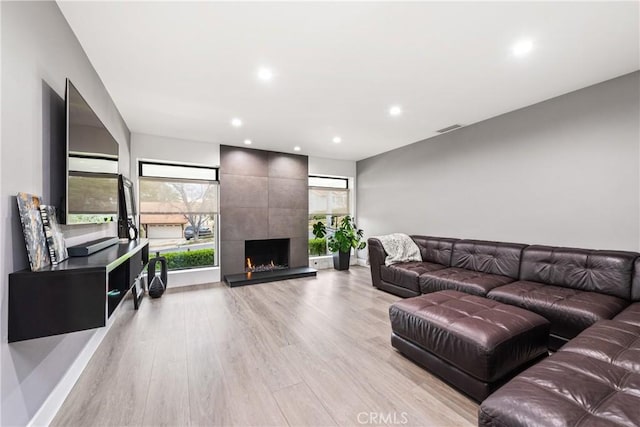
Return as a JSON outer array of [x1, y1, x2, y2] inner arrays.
[[57, 1, 639, 161]]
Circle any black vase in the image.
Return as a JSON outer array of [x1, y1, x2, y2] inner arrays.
[[147, 256, 168, 298], [148, 275, 166, 298], [333, 250, 351, 270]]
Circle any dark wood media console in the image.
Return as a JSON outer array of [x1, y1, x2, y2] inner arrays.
[[8, 239, 149, 343]]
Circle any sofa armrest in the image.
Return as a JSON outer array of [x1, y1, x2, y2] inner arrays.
[[368, 238, 387, 288]]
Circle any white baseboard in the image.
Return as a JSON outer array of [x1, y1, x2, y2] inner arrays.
[[26, 312, 119, 427], [309, 255, 368, 270], [309, 255, 334, 270], [162, 266, 220, 287]]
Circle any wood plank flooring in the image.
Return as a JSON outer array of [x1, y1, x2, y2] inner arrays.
[[52, 267, 477, 427]]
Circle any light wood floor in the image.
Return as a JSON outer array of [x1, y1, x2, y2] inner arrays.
[[52, 267, 477, 427]]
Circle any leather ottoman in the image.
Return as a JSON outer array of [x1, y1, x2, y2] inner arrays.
[[389, 290, 550, 401]]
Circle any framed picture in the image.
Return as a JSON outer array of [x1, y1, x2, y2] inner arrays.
[[16, 193, 51, 271], [40, 205, 68, 265]]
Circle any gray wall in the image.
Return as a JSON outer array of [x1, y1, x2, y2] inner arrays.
[[220, 146, 309, 276], [1, 2, 130, 425], [357, 72, 640, 252]]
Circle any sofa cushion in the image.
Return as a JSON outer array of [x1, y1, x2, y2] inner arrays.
[[520, 245, 638, 300], [419, 268, 515, 296], [450, 240, 526, 279], [479, 345, 640, 427], [380, 261, 446, 293], [561, 320, 640, 373], [410, 236, 458, 266], [488, 281, 629, 339], [614, 302, 640, 327]]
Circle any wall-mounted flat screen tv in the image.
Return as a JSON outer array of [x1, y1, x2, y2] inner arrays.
[[64, 79, 119, 224]]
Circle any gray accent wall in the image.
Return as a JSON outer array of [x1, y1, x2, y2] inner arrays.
[[1, 2, 131, 425], [220, 146, 309, 277], [357, 71, 640, 252]]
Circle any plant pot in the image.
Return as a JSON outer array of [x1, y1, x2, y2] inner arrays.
[[333, 250, 351, 271]]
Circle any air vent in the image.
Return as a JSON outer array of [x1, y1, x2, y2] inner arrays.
[[436, 124, 463, 133]]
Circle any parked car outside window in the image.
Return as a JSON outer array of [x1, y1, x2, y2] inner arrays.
[[184, 225, 213, 240]]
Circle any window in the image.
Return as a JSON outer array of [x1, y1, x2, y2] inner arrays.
[[138, 161, 219, 271], [308, 176, 350, 256], [308, 176, 348, 189]]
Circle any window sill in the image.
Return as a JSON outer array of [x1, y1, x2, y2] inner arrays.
[[146, 266, 220, 288]]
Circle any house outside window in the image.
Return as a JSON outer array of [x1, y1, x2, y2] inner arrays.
[[138, 161, 219, 271], [308, 175, 350, 256]]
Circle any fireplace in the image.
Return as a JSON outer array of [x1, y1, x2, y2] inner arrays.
[[220, 146, 317, 286], [225, 236, 315, 286], [245, 239, 289, 272]]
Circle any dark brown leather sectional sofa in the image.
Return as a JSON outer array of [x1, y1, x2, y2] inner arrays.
[[369, 236, 639, 349], [479, 303, 640, 426], [368, 236, 640, 426]]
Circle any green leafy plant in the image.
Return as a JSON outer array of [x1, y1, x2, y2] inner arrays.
[[312, 221, 327, 239], [312, 216, 366, 254], [162, 248, 215, 270], [309, 238, 327, 256]]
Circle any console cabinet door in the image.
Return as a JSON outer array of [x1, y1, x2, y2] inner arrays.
[[9, 268, 106, 342]]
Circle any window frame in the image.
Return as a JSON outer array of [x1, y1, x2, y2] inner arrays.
[[308, 175, 348, 190], [139, 160, 219, 181], [138, 160, 220, 269], [308, 174, 352, 257]]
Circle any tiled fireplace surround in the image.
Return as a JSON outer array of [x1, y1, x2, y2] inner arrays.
[[220, 145, 309, 278]]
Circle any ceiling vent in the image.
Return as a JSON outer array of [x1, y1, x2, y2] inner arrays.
[[436, 124, 463, 133]]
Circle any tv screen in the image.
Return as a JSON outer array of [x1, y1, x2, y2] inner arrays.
[[65, 79, 119, 224]]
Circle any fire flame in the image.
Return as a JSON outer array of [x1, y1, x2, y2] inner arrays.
[[246, 258, 279, 273]]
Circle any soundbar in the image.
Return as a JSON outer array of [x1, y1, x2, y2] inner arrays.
[[68, 236, 120, 257]]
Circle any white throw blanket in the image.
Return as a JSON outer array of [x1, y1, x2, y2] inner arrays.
[[374, 233, 422, 266]]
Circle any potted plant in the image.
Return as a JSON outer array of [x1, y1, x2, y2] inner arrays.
[[312, 216, 366, 270]]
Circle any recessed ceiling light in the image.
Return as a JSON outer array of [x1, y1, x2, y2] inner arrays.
[[332, 136, 342, 144], [244, 139, 252, 145], [231, 118, 243, 127], [389, 105, 402, 117], [257, 67, 273, 81], [512, 39, 534, 57], [293, 146, 301, 152]]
